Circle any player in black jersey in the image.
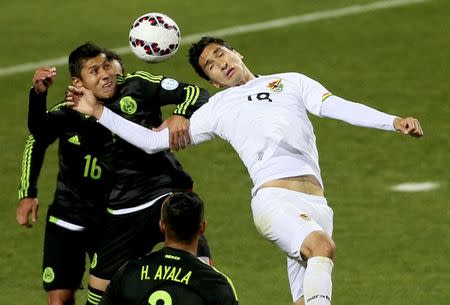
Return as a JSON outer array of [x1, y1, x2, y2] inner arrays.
[[27, 43, 211, 305], [17, 52, 124, 305], [100, 192, 238, 305]]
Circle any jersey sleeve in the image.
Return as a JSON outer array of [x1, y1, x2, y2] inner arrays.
[[319, 95, 397, 131], [296, 73, 332, 117], [189, 101, 217, 145], [210, 266, 239, 305], [99, 265, 128, 305], [18, 135, 49, 200], [28, 89, 80, 143], [98, 107, 170, 154]]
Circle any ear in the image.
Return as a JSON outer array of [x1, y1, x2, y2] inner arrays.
[[72, 77, 83, 88], [199, 220, 206, 235], [159, 219, 165, 234], [234, 50, 244, 60]]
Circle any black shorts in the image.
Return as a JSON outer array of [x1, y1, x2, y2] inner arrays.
[[89, 197, 166, 279], [42, 209, 100, 291]]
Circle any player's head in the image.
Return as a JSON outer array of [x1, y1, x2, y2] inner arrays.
[[160, 192, 206, 243], [68, 42, 117, 100], [189, 36, 253, 89], [103, 48, 125, 76]]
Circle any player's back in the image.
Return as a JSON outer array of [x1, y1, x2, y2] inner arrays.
[[101, 247, 238, 305]]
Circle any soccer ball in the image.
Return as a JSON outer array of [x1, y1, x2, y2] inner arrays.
[[129, 12, 181, 63]]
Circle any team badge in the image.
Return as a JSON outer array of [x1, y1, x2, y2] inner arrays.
[[119, 96, 138, 114], [43, 267, 55, 283], [267, 79, 283, 92], [161, 78, 179, 91], [299, 213, 311, 221]]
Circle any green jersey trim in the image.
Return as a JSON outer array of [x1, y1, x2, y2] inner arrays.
[[18, 135, 36, 199], [210, 265, 239, 301], [173, 85, 200, 116]]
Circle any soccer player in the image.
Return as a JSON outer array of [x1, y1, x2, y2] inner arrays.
[[99, 192, 238, 305], [66, 37, 423, 305], [17, 52, 124, 305], [27, 42, 211, 305]]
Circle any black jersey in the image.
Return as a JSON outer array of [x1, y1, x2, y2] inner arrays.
[[100, 247, 238, 305], [27, 71, 209, 211], [25, 91, 113, 226], [97, 71, 209, 210]]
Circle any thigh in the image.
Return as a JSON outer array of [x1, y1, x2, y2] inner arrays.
[[42, 219, 87, 291], [251, 188, 331, 260]]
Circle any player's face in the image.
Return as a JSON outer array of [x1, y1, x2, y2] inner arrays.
[[74, 54, 117, 100], [199, 43, 251, 88]]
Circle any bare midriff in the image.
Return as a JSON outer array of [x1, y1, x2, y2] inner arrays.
[[258, 175, 324, 197]]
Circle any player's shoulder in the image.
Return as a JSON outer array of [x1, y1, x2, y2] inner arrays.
[[265, 72, 304, 81], [117, 71, 165, 86], [48, 100, 69, 112]]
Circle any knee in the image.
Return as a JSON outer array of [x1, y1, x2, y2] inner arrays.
[[301, 230, 336, 261]]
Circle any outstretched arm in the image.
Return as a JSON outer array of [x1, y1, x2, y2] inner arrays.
[[320, 95, 423, 137], [66, 86, 170, 153]]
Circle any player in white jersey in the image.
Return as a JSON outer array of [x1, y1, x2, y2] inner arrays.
[[66, 36, 423, 305]]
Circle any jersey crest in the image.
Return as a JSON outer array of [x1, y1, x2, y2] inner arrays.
[[120, 96, 138, 114], [267, 79, 283, 92]]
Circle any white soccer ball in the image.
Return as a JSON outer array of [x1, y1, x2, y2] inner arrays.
[[129, 12, 181, 63]]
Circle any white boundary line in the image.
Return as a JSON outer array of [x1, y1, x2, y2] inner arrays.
[[0, 0, 429, 78], [390, 182, 440, 192]]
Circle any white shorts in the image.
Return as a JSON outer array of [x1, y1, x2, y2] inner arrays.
[[251, 187, 334, 302]]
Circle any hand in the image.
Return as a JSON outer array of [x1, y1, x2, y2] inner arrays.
[[153, 115, 191, 151], [393, 117, 424, 138], [66, 85, 104, 119], [32, 67, 56, 94], [16, 198, 39, 228]]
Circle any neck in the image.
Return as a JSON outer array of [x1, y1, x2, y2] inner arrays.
[[164, 240, 198, 256], [239, 67, 256, 85]]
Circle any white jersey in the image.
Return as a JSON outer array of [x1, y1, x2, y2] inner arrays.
[[98, 72, 397, 197], [189, 73, 329, 195]]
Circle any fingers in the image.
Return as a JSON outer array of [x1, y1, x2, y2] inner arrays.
[[395, 117, 424, 138], [403, 117, 424, 138], [16, 207, 31, 228], [31, 202, 39, 223], [169, 127, 191, 151], [32, 67, 56, 93]]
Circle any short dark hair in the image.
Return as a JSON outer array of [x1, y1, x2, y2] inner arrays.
[[103, 48, 125, 74], [68, 42, 104, 78], [188, 36, 233, 81], [161, 192, 204, 242]]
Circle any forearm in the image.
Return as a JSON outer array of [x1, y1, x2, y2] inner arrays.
[[18, 135, 47, 199], [98, 107, 170, 153], [27, 89, 49, 135], [320, 95, 397, 131]]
